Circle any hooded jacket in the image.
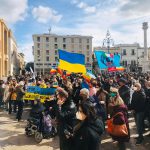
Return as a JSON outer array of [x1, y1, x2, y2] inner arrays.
[[73, 118, 104, 150]]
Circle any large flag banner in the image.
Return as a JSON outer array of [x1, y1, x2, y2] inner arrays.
[[24, 86, 56, 102], [94, 51, 121, 69], [58, 49, 86, 73]]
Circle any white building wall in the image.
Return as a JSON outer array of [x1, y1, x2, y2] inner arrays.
[[33, 34, 93, 74]]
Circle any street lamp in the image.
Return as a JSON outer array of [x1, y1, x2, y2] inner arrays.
[[103, 30, 114, 53]]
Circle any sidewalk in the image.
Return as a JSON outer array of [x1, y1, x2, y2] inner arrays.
[[0, 108, 149, 150]]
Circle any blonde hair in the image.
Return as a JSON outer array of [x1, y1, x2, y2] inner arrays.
[[110, 87, 124, 106]]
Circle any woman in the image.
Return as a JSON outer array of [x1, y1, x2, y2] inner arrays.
[[108, 87, 130, 150], [73, 101, 104, 150], [56, 87, 76, 150]]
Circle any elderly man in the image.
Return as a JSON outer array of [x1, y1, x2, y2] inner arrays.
[[131, 83, 146, 145]]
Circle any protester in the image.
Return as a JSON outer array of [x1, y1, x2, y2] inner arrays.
[[55, 87, 76, 150], [16, 81, 25, 121], [130, 83, 146, 145], [108, 87, 130, 150], [118, 78, 131, 107], [72, 101, 104, 150]]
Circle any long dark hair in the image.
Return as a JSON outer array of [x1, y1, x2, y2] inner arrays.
[[79, 101, 97, 121]]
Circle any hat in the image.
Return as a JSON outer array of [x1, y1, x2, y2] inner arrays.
[[118, 78, 127, 84]]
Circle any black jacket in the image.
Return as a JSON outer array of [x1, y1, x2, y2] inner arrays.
[[119, 85, 130, 106], [56, 99, 77, 150], [73, 118, 104, 150], [131, 89, 146, 113]]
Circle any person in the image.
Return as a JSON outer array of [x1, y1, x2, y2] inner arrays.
[[108, 87, 130, 150], [72, 101, 104, 150], [55, 87, 76, 150], [130, 83, 146, 145], [0, 80, 5, 108], [3, 81, 11, 111], [16, 81, 25, 121], [9, 79, 18, 114], [118, 78, 131, 107]]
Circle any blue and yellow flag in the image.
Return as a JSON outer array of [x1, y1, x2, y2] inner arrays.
[[58, 49, 86, 73]]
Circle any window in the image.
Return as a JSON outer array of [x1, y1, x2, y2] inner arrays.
[[122, 60, 127, 66], [123, 49, 126, 55], [46, 37, 49, 42], [87, 57, 89, 62], [63, 44, 66, 49], [131, 60, 136, 65], [71, 38, 74, 43], [87, 45, 89, 49], [46, 56, 49, 61], [37, 59, 40, 62], [87, 51, 89, 55], [37, 43, 40, 48], [46, 50, 49, 55], [55, 57, 58, 61], [79, 38, 82, 43], [79, 45, 82, 49], [46, 44, 49, 48], [55, 50, 57, 55], [37, 37, 40, 42], [55, 44, 58, 49], [37, 50, 40, 55], [55, 37, 57, 42], [72, 44, 74, 49], [131, 49, 135, 55], [87, 39, 89, 43], [63, 38, 66, 43]]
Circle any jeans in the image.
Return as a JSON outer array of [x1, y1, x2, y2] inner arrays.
[[135, 112, 145, 138]]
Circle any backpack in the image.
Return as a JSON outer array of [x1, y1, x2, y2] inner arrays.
[[43, 114, 52, 133]]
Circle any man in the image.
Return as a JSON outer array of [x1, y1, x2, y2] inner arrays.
[[56, 87, 76, 150], [0, 80, 5, 108], [16, 81, 25, 121], [9, 79, 18, 114], [118, 78, 130, 107], [130, 83, 146, 145]]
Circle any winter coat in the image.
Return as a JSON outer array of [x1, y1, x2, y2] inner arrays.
[[3, 85, 11, 103], [130, 89, 146, 113], [56, 99, 77, 150], [16, 86, 25, 101], [110, 104, 130, 142], [72, 118, 104, 150], [119, 85, 130, 106]]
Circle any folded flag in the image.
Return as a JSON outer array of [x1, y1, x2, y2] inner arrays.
[[58, 49, 86, 73], [116, 66, 125, 71], [83, 71, 96, 82], [50, 68, 57, 74]]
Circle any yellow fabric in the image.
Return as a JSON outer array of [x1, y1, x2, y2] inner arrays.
[[59, 59, 86, 73], [11, 93, 17, 100], [40, 84, 47, 88]]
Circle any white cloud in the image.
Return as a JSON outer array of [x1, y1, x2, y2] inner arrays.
[[32, 5, 62, 24], [72, 1, 96, 14], [18, 42, 33, 62], [0, 0, 28, 24]]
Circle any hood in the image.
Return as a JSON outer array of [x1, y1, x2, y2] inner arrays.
[[88, 118, 104, 136]]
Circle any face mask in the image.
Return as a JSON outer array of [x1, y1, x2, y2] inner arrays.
[[76, 111, 86, 121], [109, 92, 117, 98]]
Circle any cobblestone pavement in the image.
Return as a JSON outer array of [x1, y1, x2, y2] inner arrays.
[[0, 108, 149, 150]]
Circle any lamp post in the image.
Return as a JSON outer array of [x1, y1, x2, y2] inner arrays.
[[103, 30, 114, 53]]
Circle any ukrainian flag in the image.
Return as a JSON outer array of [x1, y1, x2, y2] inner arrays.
[[58, 49, 86, 73]]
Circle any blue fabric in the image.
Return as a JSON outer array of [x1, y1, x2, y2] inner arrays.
[[94, 51, 121, 69], [58, 49, 85, 65]]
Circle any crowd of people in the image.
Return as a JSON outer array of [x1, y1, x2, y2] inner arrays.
[[0, 71, 150, 150]]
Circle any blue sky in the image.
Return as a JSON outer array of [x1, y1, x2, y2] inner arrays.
[[0, 0, 150, 62]]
